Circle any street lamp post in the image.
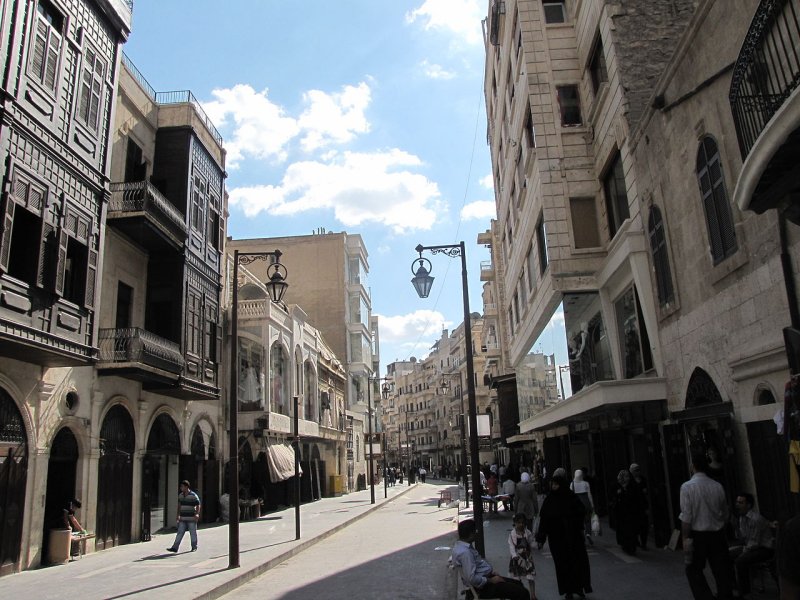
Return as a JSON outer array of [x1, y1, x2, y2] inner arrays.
[[367, 377, 393, 500], [228, 249, 288, 569], [410, 242, 485, 555], [439, 373, 469, 509]]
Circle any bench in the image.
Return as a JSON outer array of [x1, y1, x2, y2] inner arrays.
[[70, 532, 95, 560], [481, 495, 510, 513]]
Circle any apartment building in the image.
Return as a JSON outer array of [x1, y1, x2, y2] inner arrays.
[[483, 0, 800, 543], [0, 0, 131, 574]]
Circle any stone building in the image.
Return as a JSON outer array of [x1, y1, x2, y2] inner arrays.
[[481, 0, 799, 544], [0, 0, 131, 575]]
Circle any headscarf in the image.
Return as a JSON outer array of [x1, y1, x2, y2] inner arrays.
[[553, 467, 566, 479], [629, 463, 640, 472], [520, 472, 531, 483], [573, 469, 584, 482], [617, 469, 630, 486]]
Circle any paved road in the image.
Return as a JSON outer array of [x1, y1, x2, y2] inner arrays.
[[220, 483, 458, 600]]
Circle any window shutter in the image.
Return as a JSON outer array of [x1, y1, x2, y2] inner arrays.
[[44, 30, 61, 90], [217, 209, 224, 251], [84, 247, 98, 308], [215, 323, 222, 363], [0, 196, 16, 272], [37, 220, 56, 289], [54, 228, 68, 296], [32, 21, 47, 82]]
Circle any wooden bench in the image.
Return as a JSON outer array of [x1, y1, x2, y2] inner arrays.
[[70, 532, 95, 560]]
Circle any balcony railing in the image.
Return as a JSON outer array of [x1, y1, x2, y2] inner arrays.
[[109, 180, 187, 234], [156, 90, 224, 146], [98, 327, 184, 374], [730, 0, 800, 158]]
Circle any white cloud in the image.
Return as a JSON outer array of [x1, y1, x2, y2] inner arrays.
[[376, 310, 451, 343], [479, 173, 493, 189], [420, 59, 456, 80], [228, 149, 444, 233], [203, 84, 299, 168], [202, 81, 373, 168], [461, 200, 496, 220], [406, 0, 485, 45], [298, 82, 371, 151]]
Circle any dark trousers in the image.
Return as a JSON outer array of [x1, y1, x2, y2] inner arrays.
[[475, 577, 529, 600], [686, 529, 734, 600], [638, 512, 649, 548], [729, 545, 774, 594]]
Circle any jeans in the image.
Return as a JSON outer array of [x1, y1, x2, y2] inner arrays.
[[730, 545, 774, 594], [171, 519, 197, 550], [686, 529, 734, 600]]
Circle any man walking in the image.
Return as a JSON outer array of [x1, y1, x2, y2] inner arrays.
[[167, 480, 201, 553], [680, 452, 733, 600], [451, 519, 528, 599]]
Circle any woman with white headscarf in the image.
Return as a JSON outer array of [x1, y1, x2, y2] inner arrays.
[[514, 472, 539, 532], [570, 469, 594, 545]]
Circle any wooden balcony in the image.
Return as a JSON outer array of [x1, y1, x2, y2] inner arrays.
[[97, 327, 184, 382]]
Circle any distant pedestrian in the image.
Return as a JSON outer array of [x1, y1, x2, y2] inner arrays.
[[452, 518, 528, 600], [536, 474, 592, 599], [501, 475, 516, 512], [612, 469, 640, 555], [508, 513, 538, 600], [166, 480, 201, 553], [419, 466, 427, 483], [630, 463, 650, 549], [570, 469, 594, 546], [514, 472, 539, 532], [680, 451, 733, 600]]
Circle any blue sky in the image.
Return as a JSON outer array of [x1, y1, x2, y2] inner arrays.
[[124, 0, 568, 383]]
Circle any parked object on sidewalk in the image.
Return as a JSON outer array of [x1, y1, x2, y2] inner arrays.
[[535, 474, 592, 598]]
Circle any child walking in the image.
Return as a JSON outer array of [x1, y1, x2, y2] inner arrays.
[[508, 513, 537, 600]]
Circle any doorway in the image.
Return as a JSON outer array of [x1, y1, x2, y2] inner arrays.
[[96, 404, 134, 550], [142, 414, 180, 538], [41, 428, 78, 562], [0, 390, 28, 577]]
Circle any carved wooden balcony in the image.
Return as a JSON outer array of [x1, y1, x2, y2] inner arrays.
[[108, 181, 186, 250]]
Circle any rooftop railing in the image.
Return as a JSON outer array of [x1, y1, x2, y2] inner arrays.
[[729, 0, 800, 158]]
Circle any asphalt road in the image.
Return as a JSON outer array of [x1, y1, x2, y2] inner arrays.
[[220, 482, 458, 600]]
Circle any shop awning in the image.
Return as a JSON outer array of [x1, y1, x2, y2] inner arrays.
[[266, 443, 301, 482], [519, 378, 667, 433]]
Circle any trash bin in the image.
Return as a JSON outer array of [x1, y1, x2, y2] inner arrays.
[[48, 529, 72, 564]]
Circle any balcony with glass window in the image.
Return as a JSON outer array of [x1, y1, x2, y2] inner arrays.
[[108, 180, 187, 251], [730, 0, 800, 217]]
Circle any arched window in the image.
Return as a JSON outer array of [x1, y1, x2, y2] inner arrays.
[[648, 206, 674, 306], [696, 136, 737, 264], [269, 343, 288, 415]]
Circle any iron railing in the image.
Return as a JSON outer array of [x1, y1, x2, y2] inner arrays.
[[109, 180, 187, 234], [730, 0, 800, 158], [98, 327, 184, 374], [155, 90, 224, 146], [121, 52, 155, 100]]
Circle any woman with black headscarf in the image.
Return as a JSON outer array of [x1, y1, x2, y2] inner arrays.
[[535, 474, 592, 599], [612, 469, 641, 555]]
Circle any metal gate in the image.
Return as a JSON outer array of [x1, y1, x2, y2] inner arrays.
[[96, 405, 134, 550], [0, 390, 28, 577]]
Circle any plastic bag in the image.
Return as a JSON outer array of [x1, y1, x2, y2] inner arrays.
[[591, 512, 601, 536]]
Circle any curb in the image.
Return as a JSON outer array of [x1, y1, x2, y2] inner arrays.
[[195, 484, 418, 600]]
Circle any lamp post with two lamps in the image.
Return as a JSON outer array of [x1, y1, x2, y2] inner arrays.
[[367, 377, 393, 501], [228, 249, 288, 569], [410, 242, 485, 555]]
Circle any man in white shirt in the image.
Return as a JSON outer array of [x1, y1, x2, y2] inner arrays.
[[680, 451, 734, 600], [451, 519, 528, 599]]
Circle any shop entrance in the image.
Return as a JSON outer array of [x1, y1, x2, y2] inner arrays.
[[142, 414, 180, 539]]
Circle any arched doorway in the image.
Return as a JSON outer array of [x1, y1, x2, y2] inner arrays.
[[42, 428, 78, 562], [0, 389, 28, 577], [97, 404, 134, 550], [180, 424, 218, 523], [142, 414, 181, 539]]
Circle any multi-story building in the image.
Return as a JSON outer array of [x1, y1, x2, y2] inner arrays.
[[515, 352, 559, 421], [0, 0, 131, 575], [482, 0, 800, 545], [222, 257, 350, 503]]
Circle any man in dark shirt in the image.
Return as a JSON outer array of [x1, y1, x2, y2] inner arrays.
[[166, 480, 201, 553]]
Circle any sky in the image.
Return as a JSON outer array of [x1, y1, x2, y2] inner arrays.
[[124, 0, 568, 386]]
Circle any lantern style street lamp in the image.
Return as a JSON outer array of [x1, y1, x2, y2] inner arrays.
[[367, 376, 394, 501], [410, 242, 485, 556], [438, 373, 470, 508], [228, 249, 288, 569]]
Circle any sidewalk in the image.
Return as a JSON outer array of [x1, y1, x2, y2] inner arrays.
[[3, 483, 414, 600]]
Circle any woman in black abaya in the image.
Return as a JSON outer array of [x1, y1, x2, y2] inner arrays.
[[535, 474, 592, 599]]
